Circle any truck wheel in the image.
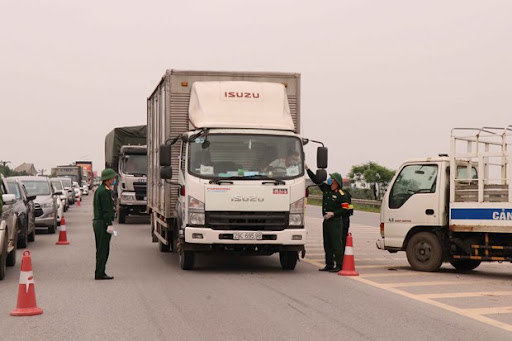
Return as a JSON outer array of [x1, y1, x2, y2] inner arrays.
[[406, 232, 443, 272], [179, 249, 195, 270], [279, 251, 298, 270], [450, 259, 481, 272], [118, 208, 126, 224], [0, 235, 7, 279]]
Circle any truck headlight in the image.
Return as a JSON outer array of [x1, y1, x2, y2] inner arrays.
[[289, 198, 304, 226], [121, 192, 136, 201], [188, 196, 205, 226]]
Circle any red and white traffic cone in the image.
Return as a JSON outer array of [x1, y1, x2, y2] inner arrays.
[[76, 198, 81, 206], [56, 217, 69, 245], [338, 233, 359, 276], [10, 250, 43, 316]]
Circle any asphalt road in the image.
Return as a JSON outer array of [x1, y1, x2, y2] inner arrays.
[[1, 197, 511, 340]]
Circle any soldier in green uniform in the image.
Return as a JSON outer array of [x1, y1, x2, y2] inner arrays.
[[307, 168, 352, 272], [93, 168, 117, 280]]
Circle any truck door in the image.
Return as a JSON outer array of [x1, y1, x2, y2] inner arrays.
[[383, 163, 442, 248]]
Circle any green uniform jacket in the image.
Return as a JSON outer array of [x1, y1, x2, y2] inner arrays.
[[307, 169, 351, 219], [93, 184, 115, 226]]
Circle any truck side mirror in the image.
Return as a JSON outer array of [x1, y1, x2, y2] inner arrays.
[[160, 166, 173, 180], [2, 194, 16, 205], [317, 147, 328, 169], [160, 144, 172, 167], [315, 169, 327, 182]]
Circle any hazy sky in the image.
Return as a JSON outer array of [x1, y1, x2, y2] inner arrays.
[[1, 0, 511, 176]]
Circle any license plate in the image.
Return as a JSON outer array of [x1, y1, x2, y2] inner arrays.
[[233, 232, 263, 240]]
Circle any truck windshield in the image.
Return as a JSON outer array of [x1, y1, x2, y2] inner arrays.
[[123, 154, 147, 176], [61, 178, 72, 188], [188, 134, 303, 180], [51, 180, 63, 190], [389, 164, 438, 209], [23, 181, 51, 196]]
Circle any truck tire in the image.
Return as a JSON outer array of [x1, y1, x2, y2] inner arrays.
[[279, 251, 298, 270], [406, 232, 443, 272], [179, 249, 195, 270], [118, 208, 126, 224], [450, 259, 481, 272], [0, 235, 7, 280]]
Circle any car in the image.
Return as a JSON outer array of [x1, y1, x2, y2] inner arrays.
[[19, 176, 60, 234], [51, 178, 69, 212], [4, 177, 37, 248], [81, 180, 89, 195], [72, 181, 82, 202], [60, 177, 75, 206], [1, 176, 19, 279]]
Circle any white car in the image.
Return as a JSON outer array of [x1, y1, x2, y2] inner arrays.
[[81, 180, 89, 195], [72, 182, 81, 201]]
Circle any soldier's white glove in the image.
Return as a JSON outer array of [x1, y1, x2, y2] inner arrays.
[[323, 212, 334, 220], [106, 225, 114, 234], [305, 163, 309, 170]]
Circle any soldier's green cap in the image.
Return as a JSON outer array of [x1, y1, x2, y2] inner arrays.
[[330, 172, 343, 187], [100, 168, 118, 181]]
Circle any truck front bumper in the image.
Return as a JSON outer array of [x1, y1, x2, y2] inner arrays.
[[376, 238, 385, 250], [184, 227, 307, 245]]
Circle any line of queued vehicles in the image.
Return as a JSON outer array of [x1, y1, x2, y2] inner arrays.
[[0, 174, 91, 280]]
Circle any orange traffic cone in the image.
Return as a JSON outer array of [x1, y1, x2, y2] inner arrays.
[[56, 217, 69, 245], [10, 250, 43, 316], [338, 233, 359, 276]]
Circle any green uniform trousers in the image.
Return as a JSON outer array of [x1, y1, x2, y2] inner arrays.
[[323, 217, 344, 267], [93, 219, 112, 277]]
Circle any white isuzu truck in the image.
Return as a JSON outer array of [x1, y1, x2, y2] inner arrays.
[[147, 70, 327, 270], [377, 126, 512, 271]]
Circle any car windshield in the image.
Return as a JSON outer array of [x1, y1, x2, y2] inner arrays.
[[6, 182, 21, 199], [51, 180, 63, 190], [188, 134, 303, 180], [123, 154, 147, 176], [23, 180, 51, 196]]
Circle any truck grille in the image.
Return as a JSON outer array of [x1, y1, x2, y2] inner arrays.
[[133, 183, 147, 201], [34, 203, 44, 217], [206, 211, 288, 231]]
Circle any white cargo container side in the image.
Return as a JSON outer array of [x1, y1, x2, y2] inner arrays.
[[147, 70, 301, 222]]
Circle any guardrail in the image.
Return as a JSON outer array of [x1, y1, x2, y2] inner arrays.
[[308, 195, 381, 209]]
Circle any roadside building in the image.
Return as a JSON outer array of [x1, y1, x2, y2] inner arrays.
[[14, 163, 37, 176]]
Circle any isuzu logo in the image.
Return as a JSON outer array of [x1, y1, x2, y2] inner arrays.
[[224, 92, 260, 99], [231, 195, 264, 202]]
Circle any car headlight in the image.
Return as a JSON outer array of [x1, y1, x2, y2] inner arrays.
[[188, 196, 205, 226], [41, 202, 53, 208], [289, 198, 304, 226]]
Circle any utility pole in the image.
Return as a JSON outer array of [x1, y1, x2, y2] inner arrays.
[[39, 169, 46, 176]]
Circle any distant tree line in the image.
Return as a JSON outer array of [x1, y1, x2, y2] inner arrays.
[[347, 162, 395, 200], [0, 165, 28, 177]]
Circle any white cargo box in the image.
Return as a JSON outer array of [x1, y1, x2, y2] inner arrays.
[[147, 70, 301, 219]]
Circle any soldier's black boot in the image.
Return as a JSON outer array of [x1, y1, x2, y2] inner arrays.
[[319, 265, 334, 271], [329, 266, 342, 272]]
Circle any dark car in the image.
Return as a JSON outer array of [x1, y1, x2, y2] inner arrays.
[[4, 177, 37, 247]]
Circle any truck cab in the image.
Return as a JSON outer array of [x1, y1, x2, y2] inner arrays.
[[117, 145, 148, 223], [377, 126, 512, 272]]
